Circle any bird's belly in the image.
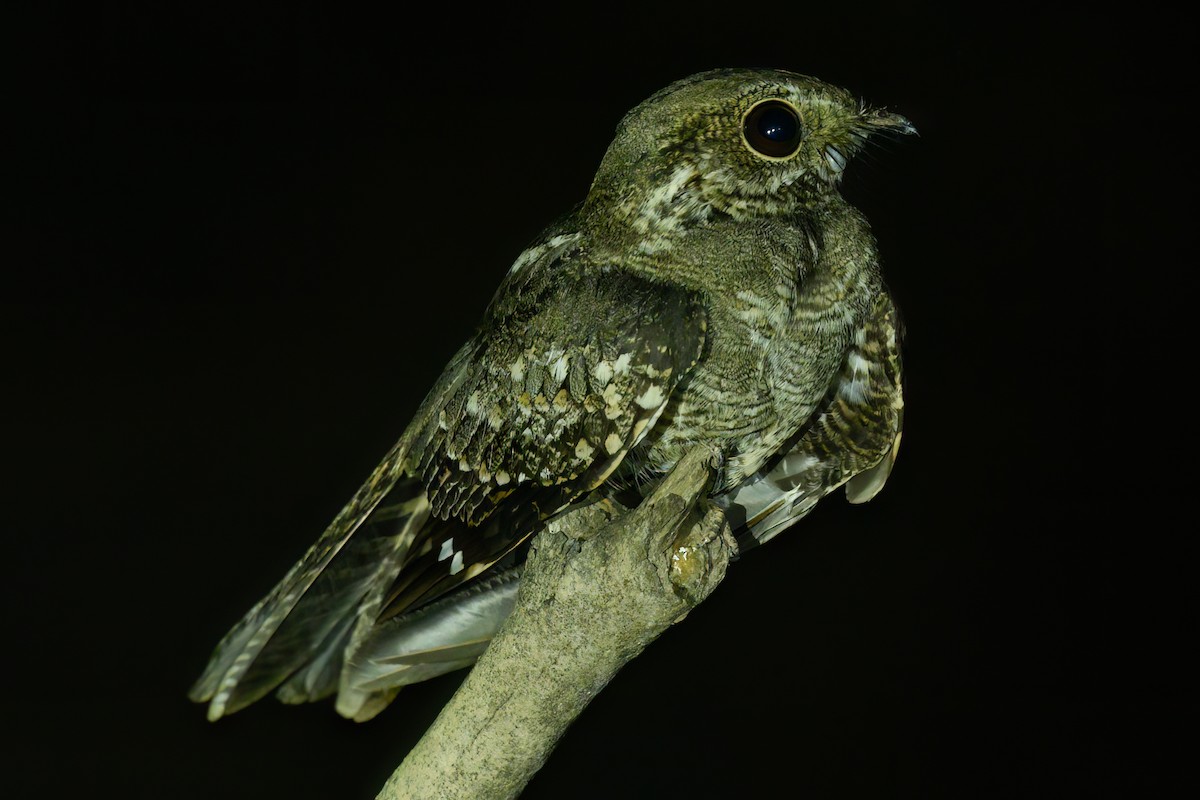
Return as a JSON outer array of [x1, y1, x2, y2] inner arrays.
[[639, 323, 845, 491]]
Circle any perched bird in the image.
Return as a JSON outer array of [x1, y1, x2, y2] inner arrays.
[[190, 68, 914, 722]]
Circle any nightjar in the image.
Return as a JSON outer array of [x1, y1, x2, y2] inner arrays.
[[191, 68, 914, 722]]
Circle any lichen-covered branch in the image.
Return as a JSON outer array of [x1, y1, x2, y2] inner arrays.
[[377, 446, 736, 800]]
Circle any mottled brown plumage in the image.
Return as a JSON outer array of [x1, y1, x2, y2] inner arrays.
[[190, 68, 913, 722]]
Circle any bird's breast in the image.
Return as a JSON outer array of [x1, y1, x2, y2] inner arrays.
[[616, 205, 878, 490], [639, 284, 845, 489]]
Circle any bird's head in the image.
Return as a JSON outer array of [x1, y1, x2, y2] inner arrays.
[[585, 68, 914, 237]]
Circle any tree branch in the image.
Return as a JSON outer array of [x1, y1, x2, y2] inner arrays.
[[377, 446, 736, 799]]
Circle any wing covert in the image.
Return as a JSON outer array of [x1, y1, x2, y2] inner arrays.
[[413, 244, 708, 525], [366, 235, 707, 619]]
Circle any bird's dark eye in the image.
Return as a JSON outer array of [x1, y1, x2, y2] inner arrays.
[[743, 100, 803, 158]]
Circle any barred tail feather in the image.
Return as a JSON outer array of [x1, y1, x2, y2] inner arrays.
[[188, 442, 425, 721], [273, 490, 433, 708], [274, 615, 356, 705]]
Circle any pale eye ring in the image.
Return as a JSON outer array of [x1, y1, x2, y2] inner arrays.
[[742, 100, 804, 159]]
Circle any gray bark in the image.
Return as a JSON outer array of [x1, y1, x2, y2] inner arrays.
[[377, 446, 736, 799]]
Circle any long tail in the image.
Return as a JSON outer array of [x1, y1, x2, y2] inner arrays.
[[188, 441, 425, 721]]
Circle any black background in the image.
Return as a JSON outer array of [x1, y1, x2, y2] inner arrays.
[[9, 4, 1188, 798]]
